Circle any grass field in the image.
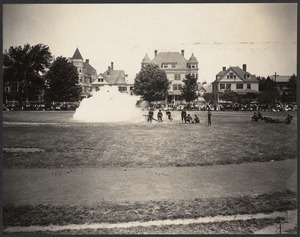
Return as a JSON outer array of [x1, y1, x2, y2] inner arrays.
[[3, 110, 297, 168], [2, 110, 297, 234]]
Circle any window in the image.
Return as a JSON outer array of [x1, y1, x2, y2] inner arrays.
[[247, 84, 251, 89], [178, 84, 182, 90], [173, 84, 178, 90], [234, 75, 236, 79], [236, 84, 243, 89], [192, 65, 195, 68], [174, 74, 181, 80], [226, 84, 231, 90], [163, 64, 168, 68], [227, 75, 229, 79], [171, 64, 176, 68], [220, 83, 225, 89], [118, 86, 127, 92]]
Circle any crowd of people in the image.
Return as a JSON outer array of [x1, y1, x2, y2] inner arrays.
[[146, 108, 212, 126], [251, 112, 294, 124]]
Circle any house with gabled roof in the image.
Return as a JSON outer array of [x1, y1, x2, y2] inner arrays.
[[69, 47, 97, 99], [212, 64, 259, 105], [141, 50, 199, 104], [91, 62, 133, 94]]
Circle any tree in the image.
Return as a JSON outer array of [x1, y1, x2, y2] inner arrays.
[[3, 43, 53, 104], [241, 92, 258, 105], [258, 77, 280, 104], [257, 76, 266, 91], [286, 74, 297, 102], [203, 92, 214, 103], [45, 57, 82, 102], [133, 64, 170, 102], [180, 74, 198, 103], [219, 90, 240, 103]]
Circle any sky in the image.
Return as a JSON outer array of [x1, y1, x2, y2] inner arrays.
[[3, 3, 297, 84]]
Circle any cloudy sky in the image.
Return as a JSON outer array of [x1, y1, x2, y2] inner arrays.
[[3, 3, 297, 83]]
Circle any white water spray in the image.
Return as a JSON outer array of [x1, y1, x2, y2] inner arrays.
[[73, 86, 143, 122]]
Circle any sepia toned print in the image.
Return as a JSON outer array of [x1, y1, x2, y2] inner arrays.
[[2, 3, 297, 235]]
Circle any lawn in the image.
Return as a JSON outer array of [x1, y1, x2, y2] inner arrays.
[[3, 190, 296, 227], [3, 110, 297, 168], [2, 110, 297, 234]]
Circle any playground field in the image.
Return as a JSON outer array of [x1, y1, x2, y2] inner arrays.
[[2, 110, 297, 234], [3, 110, 297, 168]]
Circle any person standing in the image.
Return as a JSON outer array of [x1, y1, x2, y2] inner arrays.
[[166, 109, 173, 121], [207, 110, 212, 126], [157, 109, 163, 123], [181, 108, 187, 123], [148, 109, 154, 123]]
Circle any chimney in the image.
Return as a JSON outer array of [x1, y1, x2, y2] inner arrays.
[[85, 59, 89, 64], [107, 66, 110, 75], [181, 50, 184, 56], [222, 67, 226, 71], [243, 64, 247, 72], [154, 50, 157, 57], [111, 62, 114, 70]]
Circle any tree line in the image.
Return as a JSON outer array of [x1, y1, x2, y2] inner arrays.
[[3, 43, 297, 108], [3, 43, 82, 106]]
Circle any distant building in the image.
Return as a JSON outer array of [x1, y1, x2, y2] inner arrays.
[[69, 48, 97, 99], [268, 74, 292, 95], [212, 64, 259, 105], [141, 50, 199, 104], [198, 81, 212, 97], [91, 62, 133, 94]]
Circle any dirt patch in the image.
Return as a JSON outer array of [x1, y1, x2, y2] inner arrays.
[[3, 160, 296, 205]]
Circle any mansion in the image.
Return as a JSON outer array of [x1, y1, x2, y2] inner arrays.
[[212, 64, 259, 104], [91, 62, 133, 94], [69, 48, 98, 99], [141, 50, 199, 103]]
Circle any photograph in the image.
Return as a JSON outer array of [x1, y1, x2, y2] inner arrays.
[[2, 2, 298, 235]]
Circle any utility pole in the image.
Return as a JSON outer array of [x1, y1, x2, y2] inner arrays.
[[273, 72, 278, 82]]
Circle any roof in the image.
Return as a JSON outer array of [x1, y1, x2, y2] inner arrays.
[[142, 54, 151, 63], [91, 77, 109, 85], [269, 75, 291, 83], [187, 53, 198, 63], [72, 48, 83, 60], [101, 69, 127, 85], [151, 52, 188, 68], [215, 66, 257, 82], [83, 62, 96, 75], [198, 83, 212, 93]]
